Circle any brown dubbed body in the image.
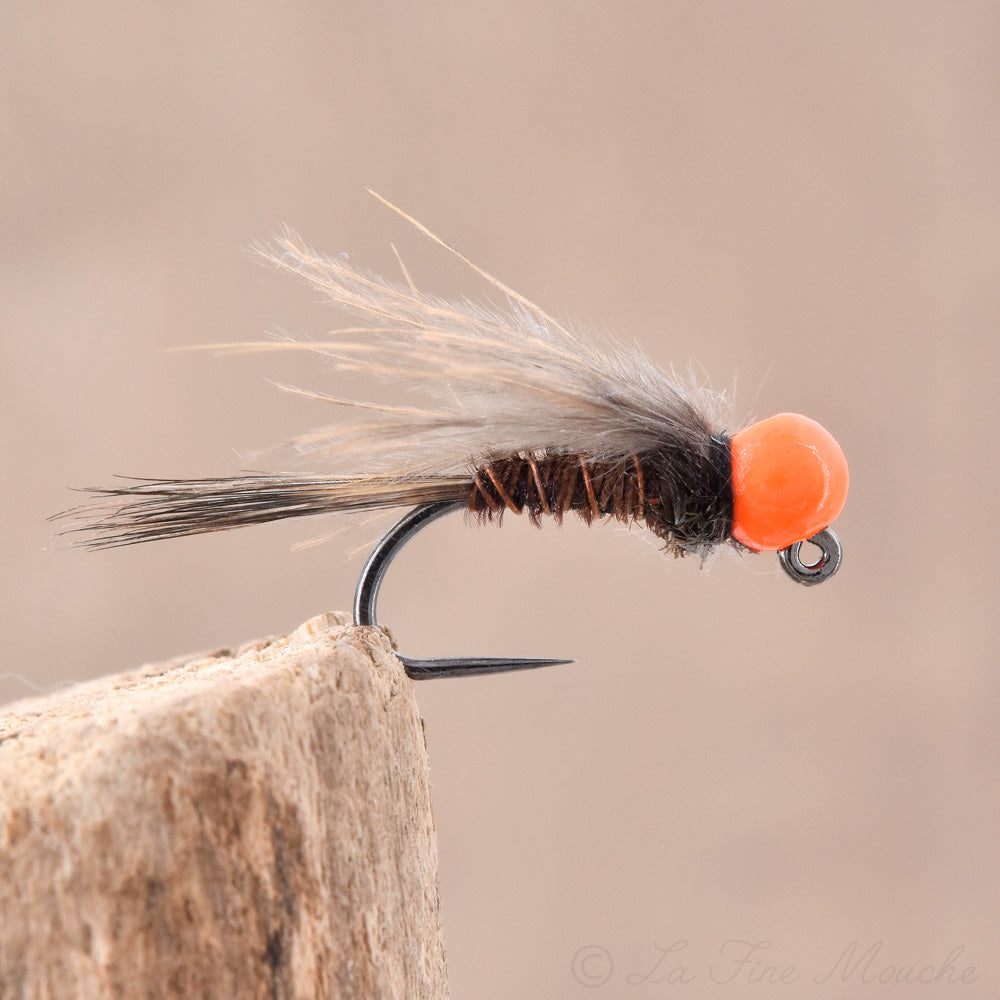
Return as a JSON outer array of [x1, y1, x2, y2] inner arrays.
[[470, 438, 733, 555]]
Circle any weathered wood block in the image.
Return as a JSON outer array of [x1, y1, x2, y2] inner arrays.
[[0, 613, 447, 1000]]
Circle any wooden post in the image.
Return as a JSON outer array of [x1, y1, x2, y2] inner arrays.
[[0, 613, 448, 1000]]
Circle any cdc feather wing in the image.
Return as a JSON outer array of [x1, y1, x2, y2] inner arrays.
[[238, 198, 730, 474]]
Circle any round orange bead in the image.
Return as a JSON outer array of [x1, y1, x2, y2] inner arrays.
[[730, 412, 848, 551]]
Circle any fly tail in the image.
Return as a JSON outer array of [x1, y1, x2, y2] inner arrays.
[[54, 473, 471, 549]]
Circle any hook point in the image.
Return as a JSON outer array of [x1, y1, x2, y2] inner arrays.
[[402, 656, 574, 680]]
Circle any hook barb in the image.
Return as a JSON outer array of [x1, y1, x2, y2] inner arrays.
[[353, 499, 573, 679]]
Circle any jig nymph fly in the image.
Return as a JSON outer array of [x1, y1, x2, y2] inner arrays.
[[59, 194, 849, 678]]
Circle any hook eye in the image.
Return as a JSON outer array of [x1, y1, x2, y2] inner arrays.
[[778, 528, 842, 586]]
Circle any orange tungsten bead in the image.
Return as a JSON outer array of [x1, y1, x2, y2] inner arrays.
[[730, 412, 849, 552]]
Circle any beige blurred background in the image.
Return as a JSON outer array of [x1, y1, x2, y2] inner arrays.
[[3, 3, 998, 996]]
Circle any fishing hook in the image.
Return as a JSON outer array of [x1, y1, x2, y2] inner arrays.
[[354, 501, 843, 679]]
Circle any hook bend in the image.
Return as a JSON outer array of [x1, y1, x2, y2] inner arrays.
[[353, 499, 573, 679]]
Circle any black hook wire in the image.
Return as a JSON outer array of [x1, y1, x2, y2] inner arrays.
[[778, 528, 842, 585], [354, 502, 842, 679], [353, 499, 573, 679]]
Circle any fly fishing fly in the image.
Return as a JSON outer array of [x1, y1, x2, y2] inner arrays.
[[58, 194, 849, 678]]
